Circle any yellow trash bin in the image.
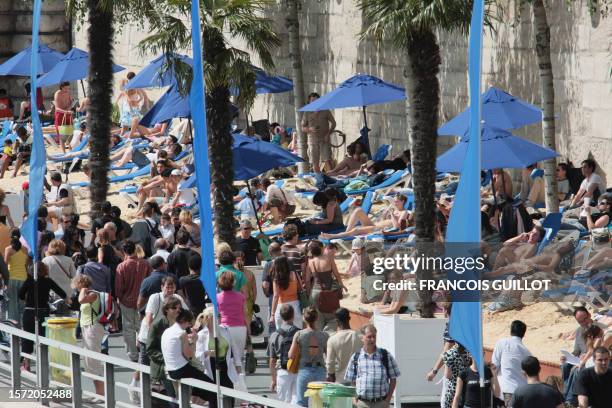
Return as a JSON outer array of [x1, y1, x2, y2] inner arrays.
[[44, 317, 78, 385], [305, 381, 329, 408]]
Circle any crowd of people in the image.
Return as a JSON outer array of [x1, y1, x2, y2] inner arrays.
[[0, 73, 610, 408]]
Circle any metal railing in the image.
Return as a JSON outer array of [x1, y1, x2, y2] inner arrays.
[[0, 322, 298, 408]]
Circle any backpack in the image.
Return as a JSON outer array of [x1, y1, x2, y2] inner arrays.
[[352, 348, 390, 379], [144, 219, 162, 239], [91, 291, 118, 325], [277, 326, 299, 369]]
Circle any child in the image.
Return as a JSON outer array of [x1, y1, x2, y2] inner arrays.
[[324, 242, 338, 260], [158, 213, 175, 245], [0, 139, 14, 178], [346, 238, 370, 277]]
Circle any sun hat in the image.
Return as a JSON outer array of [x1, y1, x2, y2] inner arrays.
[[352, 237, 365, 250]]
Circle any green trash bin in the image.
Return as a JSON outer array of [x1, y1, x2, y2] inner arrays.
[[44, 317, 78, 385], [320, 383, 356, 408]]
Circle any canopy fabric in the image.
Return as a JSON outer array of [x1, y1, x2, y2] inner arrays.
[[0, 43, 64, 76], [125, 53, 194, 89], [182, 134, 303, 188], [37, 47, 125, 87], [298, 74, 405, 111], [436, 125, 558, 172], [230, 65, 293, 96], [140, 86, 238, 127], [438, 87, 542, 136], [140, 86, 190, 127]]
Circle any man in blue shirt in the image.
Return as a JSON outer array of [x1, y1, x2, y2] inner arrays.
[[136, 256, 176, 312], [345, 324, 400, 407]]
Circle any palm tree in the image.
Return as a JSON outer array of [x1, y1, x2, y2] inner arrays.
[[531, 0, 559, 213], [137, 0, 281, 246], [85, 0, 115, 218], [358, 0, 488, 317], [284, 0, 308, 172]]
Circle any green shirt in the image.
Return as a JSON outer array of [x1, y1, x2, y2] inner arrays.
[[208, 335, 229, 359], [216, 265, 246, 292], [80, 295, 101, 327]]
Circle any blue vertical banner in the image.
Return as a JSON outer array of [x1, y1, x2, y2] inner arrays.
[[190, 0, 218, 310], [21, 0, 45, 260], [447, 0, 485, 375]]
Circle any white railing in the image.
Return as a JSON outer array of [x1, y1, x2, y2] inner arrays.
[[0, 322, 298, 408]]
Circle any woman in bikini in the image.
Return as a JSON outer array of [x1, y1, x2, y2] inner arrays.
[[319, 193, 411, 240]]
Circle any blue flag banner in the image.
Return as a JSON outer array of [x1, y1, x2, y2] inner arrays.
[[447, 0, 485, 375], [190, 0, 218, 310], [21, 0, 45, 261]]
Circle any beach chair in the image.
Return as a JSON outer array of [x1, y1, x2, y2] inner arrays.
[[70, 164, 152, 188], [345, 169, 411, 196]]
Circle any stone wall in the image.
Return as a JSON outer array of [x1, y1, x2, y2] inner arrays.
[[69, 0, 611, 181], [0, 0, 71, 107]]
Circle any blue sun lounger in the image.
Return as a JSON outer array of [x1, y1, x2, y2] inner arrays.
[[345, 169, 411, 196]]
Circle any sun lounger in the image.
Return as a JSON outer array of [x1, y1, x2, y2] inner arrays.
[[345, 169, 411, 196], [70, 164, 152, 188]]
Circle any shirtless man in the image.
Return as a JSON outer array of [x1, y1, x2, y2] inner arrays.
[[54, 82, 74, 154], [491, 225, 544, 271], [320, 193, 411, 239], [488, 239, 575, 277]]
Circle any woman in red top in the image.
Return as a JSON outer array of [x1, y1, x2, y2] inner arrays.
[[0, 89, 14, 120]]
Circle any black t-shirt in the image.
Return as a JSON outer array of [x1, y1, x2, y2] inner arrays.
[[91, 214, 123, 235], [460, 366, 492, 407], [167, 247, 198, 279], [178, 274, 209, 316], [573, 367, 612, 408], [237, 236, 261, 266], [511, 382, 564, 408]]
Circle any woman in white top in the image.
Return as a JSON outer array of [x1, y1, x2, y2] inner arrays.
[[131, 276, 187, 397], [161, 309, 218, 406], [42, 239, 76, 300], [195, 308, 238, 406]]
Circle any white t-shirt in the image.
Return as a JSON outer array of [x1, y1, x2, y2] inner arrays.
[[579, 173, 604, 196], [137, 292, 187, 343], [161, 322, 189, 371], [265, 184, 286, 204]]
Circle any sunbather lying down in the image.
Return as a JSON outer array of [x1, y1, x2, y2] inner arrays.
[[584, 246, 612, 271], [488, 239, 577, 278], [319, 193, 411, 239]]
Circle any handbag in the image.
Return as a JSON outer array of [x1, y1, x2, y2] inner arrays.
[[280, 190, 296, 216], [294, 271, 310, 311], [286, 332, 300, 374], [57, 112, 74, 138]]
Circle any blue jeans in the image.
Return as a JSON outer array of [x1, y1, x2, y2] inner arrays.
[[562, 362, 579, 404], [314, 174, 349, 191], [296, 365, 326, 407]]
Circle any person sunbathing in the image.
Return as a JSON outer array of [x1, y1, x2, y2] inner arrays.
[[319, 193, 411, 239], [491, 225, 544, 271], [326, 141, 367, 177], [584, 246, 612, 271], [136, 161, 171, 213], [488, 238, 575, 278]]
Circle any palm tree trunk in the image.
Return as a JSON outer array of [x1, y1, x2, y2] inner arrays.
[[404, 29, 440, 318], [285, 0, 308, 172], [86, 0, 113, 218], [204, 32, 236, 247], [532, 0, 559, 212]]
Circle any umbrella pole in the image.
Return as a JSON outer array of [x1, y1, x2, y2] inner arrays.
[[489, 170, 501, 231], [246, 181, 264, 234], [361, 106, 372, 158], [79, 80, 86, 99], [34, 260, 41, 389]]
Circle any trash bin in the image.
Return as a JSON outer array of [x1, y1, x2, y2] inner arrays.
[[45, 317, 78, 385], [320, 383, 356, 408], [305, 381, 329, 408]]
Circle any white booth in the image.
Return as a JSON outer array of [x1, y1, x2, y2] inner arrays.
[[372, 314, 447, 406]]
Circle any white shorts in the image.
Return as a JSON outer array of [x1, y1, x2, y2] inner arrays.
[[82, 324, 104, 376]]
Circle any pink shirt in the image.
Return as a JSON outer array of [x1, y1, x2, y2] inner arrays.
[[217, 290, 246, 327]]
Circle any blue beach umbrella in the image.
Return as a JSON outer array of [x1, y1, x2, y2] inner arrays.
[[181, 133, 303, 188], [0, 43, 65, 76], [230, 66, 293, 95], [37, 47, 125, 87], [140, 86, 238, 127], [299, 74, 406, 156], [438, 87, 543, 136], [140, 86, 190, 127], [125, 53, 194, 89], [436, 125, 558, 172]]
